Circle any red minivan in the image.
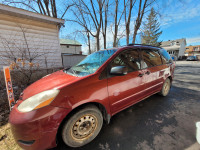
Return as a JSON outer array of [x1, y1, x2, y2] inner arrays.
[[9, 44, 175, 150]]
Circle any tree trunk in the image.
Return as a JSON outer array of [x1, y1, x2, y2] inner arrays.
[[113, 0, 118, 47], [96, 35, 100, 51], [103, 33, 106, 49], [132, 28, 137, 44], [113, 24, 118, 47], [126, 23, 130, 45], [103, 0, 108, 49], [132, 0, 148, 43], [87, 32, 91, 54], [125, 0, 134, 45]]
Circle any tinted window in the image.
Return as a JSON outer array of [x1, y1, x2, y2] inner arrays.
[[110, 49, 141, 73], [159, 49, 171, 64], [142, 49, 162, 68]]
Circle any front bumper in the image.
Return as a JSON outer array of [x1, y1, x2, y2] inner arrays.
[[9, 102, 70, 150]]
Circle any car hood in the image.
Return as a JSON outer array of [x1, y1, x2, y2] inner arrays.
[[22, 70, 80, 100]]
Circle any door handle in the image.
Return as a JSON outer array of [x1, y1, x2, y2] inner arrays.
[[145, 71, 150, 75], [138, 73, 144, 77]]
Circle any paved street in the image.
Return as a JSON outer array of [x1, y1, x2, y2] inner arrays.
[[54, 61, 200, 150]]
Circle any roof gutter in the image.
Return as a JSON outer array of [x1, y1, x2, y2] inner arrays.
[[0, 4, 65, 25]]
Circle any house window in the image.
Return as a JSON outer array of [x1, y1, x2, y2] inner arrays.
[[171, 41, 176, 46], [194, 47, 199, 51]]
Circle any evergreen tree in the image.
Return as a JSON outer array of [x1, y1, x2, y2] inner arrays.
[[141, 8, 162, 46]]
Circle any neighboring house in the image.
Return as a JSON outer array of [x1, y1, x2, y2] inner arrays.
[[60, 39, 86, 68], [185, 45, 200, 58], [0, 4, 64, 69], [60, 39, 82, 54], [160, 38, 186, 59]]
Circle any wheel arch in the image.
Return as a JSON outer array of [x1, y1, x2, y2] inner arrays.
[[168, 76, 172, 83], [56, 102, 110, 145]]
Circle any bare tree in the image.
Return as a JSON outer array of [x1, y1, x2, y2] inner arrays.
[[82, 0, 104, 51], [68, 0, 105, 51], [124, 0, 136, 45], [113, 0, 126, 47], [66, 1, 93, 53], [102, 0, 109, 49], [132, 0, 155, 44], [1, 0, 73, 19]]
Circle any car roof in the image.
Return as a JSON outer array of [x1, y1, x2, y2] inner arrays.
[[100, 44, 162, 51]]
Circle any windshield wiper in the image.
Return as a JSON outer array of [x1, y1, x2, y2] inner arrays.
[[63, 67, 70, 73], [71, 69, 78, 77], [63, 67, 78, 77]]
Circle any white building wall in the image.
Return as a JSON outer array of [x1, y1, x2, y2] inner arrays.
[[60, 45, 81, 54], [179, 41, 186, 57], [0, 13, 62, 70]]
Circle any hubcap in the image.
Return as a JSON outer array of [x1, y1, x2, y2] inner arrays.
[[163, 80, 170, 95], [71, 114, 97, 140]]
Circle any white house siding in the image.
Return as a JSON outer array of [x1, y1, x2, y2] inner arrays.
[[0, 13, 62, 69], [161, 39, 186, 59], [163, 46, 179, 57], [179, 41, 186, 57], [60, 45, 82, 54]]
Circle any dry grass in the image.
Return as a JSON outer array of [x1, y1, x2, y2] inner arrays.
[[0, 123, 21, 150], [0, 101, 21, 149]]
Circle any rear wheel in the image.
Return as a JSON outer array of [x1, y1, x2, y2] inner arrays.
[[61, 105, 103, 147], [159, 78, 171, 96]]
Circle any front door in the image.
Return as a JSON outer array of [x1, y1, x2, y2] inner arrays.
[[107, 49, 146, 115]]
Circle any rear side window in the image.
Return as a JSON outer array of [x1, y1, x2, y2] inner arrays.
[[159, 49, 171, 64], [141, 49, 162, 68]]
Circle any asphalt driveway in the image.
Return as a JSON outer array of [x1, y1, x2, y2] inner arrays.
[[53, 61, 200, 150]]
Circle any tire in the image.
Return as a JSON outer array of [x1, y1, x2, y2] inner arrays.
[[159, 78, 171, 96], [61, 105, 103, 148]]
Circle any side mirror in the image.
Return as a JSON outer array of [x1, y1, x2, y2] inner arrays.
[[110, 66, 128, 76]]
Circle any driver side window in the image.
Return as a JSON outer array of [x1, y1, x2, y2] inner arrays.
[[110, 49, 141, 73]]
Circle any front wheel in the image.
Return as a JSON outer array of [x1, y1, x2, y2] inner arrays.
[[61, 105, 103, 147], [159, 78, 171, 96]]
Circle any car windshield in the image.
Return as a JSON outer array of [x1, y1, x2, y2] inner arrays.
[[188, 56, 195, 58], [64, 49, 117, 76]]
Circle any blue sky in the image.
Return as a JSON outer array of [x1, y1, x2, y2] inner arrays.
[[1, 0, 199, 50], [59, 0, 200, 53], [157, 0, 200, 46]]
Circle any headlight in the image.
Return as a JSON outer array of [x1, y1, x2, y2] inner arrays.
[[18, 89, 60, 113]]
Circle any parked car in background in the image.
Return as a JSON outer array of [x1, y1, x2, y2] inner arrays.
[[9, 44, 175, 150], [186, 56, 198, 61]]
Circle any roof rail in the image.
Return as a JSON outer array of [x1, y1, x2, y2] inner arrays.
[[127, 43, 161, 48]]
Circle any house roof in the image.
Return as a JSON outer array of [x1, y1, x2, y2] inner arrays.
[[60, 39, 82, 46], [0, 4, 64, 25], [161, 38, 186, 47], [186, 45, 200, 48]]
